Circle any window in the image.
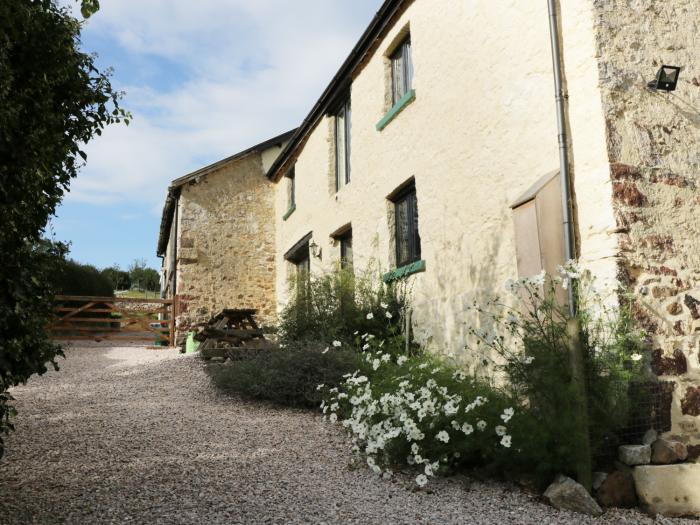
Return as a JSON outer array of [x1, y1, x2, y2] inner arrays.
[[295, 252, 310, 276], [285, 233, 312, 278], [334, 97, 351, 191], [391, 37, 413, 104], [392, 183, 421, 268], [339, 230, 353, 270], [287, 165, 295, 208]]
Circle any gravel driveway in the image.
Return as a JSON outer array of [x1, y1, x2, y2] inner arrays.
[[0, 344, 694, 524]]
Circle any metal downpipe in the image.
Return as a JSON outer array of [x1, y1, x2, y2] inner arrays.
[[547, 0, 576, 317]]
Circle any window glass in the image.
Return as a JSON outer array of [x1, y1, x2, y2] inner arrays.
[[296, 254, 310, 276], [391, 37, 412, 104], [340, 232, 353, 269], [285, 233, 311, 281], [335, 98, 351, 191], [287, 166, 295, 208], [393, 185, 421, 267]]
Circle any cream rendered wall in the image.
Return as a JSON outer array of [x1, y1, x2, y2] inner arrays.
[[261, 141, 289, 174], [559, 2, 620, 289], [275, 1, 612, 361]]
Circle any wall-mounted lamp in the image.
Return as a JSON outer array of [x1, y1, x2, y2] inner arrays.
[[648, 65, 681, 91], [309, 240, 322, 259]]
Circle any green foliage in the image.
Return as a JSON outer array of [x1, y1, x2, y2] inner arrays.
[[208, 344, 363, 409], [79, 0, 100, 18], [0, 0, 126, 458], [53, 259, 114, 296], [468, 264, 648, 486], [0, 240, 66, 459], [278, 266, 412, 349], [322, 344, 518, 486], [101, 265, 131, 291], [128, 258, 160, 291], [320, 264, 649, 489]]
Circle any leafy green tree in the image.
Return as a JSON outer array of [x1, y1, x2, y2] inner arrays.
[[101, 265, 131, 291], [128, 259, 160, 291], [53, 260, 114, 296], [141, 268, 161, 292], [0, 0, 127, 458]]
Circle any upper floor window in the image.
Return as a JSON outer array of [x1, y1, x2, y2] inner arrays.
[[334, 98, 351, 191], [287, 165, 295, 208], [392, 182, 421, 268], [391, 37, 413, 104]]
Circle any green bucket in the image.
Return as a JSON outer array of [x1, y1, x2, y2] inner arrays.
[[186, 332, 200, 353]]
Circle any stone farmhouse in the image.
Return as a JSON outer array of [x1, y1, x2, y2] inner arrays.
[[158, 0, 699, 445], [157, 131, 294, 329]]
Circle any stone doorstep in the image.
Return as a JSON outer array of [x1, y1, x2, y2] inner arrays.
[[633, 464, 700, 517]]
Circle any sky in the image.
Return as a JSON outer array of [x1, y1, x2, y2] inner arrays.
[[51, 0, 383, 271]]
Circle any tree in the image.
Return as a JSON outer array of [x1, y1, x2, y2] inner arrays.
[[142, 268, 161, 292], [53, 260, 114, 296], [101, 265, 131, 291], [128, 259, 160, 292], [0, 0, 127, 458]]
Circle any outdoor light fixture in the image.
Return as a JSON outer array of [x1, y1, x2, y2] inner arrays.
[[648, 65, 681, 91], [309, 240, 321, 259]]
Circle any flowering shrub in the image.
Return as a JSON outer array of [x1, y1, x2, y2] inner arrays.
[[278, 266, 412, 349], [319, 262, 649, 489], [321, 326, 517, 486], [467, 261, 648, 484]]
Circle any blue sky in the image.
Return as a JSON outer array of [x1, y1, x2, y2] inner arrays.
[[52, 0, 382, 270]]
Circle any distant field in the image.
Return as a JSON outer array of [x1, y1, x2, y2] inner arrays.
[[115, 290, 161, 299]]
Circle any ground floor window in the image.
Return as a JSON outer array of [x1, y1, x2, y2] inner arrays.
[[284, 232, 312, 279], [339, 230, 353, 270], [391, 182, 421, 267]]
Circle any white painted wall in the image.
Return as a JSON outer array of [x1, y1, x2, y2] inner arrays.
[[274, 0, 615, 361]]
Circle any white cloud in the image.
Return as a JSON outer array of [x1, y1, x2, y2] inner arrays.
[[65, 0, 382, 212]]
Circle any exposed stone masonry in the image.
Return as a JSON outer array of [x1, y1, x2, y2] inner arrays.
[[174, 153, 276, 339], [592, 0, 700, 443]]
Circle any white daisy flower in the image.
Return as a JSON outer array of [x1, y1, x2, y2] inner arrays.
[[436, 430, 450, 443], [501, 407, 515, 423]]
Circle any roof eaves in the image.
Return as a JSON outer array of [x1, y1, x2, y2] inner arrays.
[[265, 0, 411, 182], [156, 187, 179, 257], [172, 128, 296, 190]]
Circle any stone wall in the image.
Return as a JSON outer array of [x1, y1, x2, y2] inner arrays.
[[175, 152, 277, 335], [592, 0, 700, 445]]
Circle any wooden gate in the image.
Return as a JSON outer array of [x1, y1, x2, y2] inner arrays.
[[50, 295, 177, 346]]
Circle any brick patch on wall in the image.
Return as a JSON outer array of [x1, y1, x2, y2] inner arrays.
[[681, 387, 700, 417]]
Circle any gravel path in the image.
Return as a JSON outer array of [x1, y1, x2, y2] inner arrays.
[[0, 344, 694, 525]]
